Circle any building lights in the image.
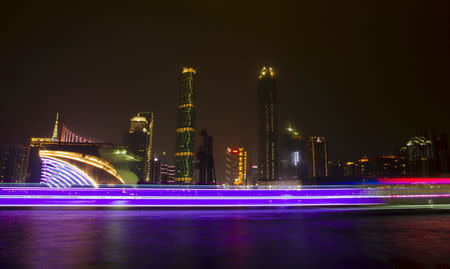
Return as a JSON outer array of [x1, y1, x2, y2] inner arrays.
[[226, 147, 247, 185], [176, 127, 195, 133], [113, 149, 127, 155], [182, 67, 196, 74], [39, 150, 125, 184], [175, 152, 195, 156], [178, 104, 195, 109], [175, 177, 193, 181], [40, 157, 99, 188], [131, 116, 148, 123], [175, 67, 197, 184], [258, 66, 276, 79]]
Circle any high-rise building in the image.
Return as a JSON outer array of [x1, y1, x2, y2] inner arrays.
[[196, 130, 216, 185], [0, 145, 29, 183], [310, 136, 328, 178], [300, 136, 329, 180], [356, 157, 374, 178], [257, 66, 278, 183], [175, 67, 197, 184], [151, 157, 161, 183], [280, 125, 302, 180], [125, 112, 154, 183], [247, 165, 259, 185], [343, 161, 356, 177], [151, 152, 176, 184], [431, 133, 450, 176], [225, 147, 248, 185], [405, 136, 433, 176]]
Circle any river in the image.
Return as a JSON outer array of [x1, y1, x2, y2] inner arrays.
[[0, 208, 449, 268]]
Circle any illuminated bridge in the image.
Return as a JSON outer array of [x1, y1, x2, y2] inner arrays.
[[39, 150, 125, 188], [27, 113, 129, 186]]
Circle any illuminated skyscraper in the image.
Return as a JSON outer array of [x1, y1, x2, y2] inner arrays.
[[257, 67, 278, 182], [405, 136, 433, 176], [125, 112, 154, 183], [310, 136, 328, 178], [225, 147, 247, 185], [175, 67, 197, 183]]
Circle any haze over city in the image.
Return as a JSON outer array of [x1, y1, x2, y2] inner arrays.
[[2, 1, 449, 178]]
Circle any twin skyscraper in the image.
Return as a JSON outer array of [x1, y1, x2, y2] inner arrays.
[[174, 66, 279, 184]]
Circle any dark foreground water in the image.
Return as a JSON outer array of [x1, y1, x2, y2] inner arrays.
[[0, 209, 449, 269]]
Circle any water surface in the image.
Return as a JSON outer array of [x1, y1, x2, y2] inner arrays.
[[0, 209, 449, 268]]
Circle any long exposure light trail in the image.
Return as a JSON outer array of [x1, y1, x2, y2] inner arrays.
[[379, 177, 450, 184], [0, 185, 449, 208]]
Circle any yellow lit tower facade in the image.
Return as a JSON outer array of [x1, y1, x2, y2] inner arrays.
[[225, 147, 247, 185], [126, 112, 154, 183], [175, 67, 197, 184], [257, 67, 278, 183]]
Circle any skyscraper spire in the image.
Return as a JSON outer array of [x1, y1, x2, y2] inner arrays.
[[51, 112, 60, 142]]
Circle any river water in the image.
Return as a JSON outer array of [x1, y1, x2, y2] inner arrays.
[[0, 209, 449, 268]]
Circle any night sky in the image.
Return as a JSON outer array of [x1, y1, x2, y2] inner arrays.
[[1, 1, 449, 178]]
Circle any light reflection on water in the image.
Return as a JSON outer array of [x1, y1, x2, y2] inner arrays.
[[0, 209, 449, 268]]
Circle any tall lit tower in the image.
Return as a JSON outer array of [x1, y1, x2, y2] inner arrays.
[[257, 66, 278, 183], [175, 67, 197, 184]]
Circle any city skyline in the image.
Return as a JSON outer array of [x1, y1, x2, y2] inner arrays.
[[3, 63, 449, 182], [1, 2, 450, 268], [1, 1, 449, 180]]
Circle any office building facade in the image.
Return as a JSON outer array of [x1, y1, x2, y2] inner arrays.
[[152, 152, 176, 184], [225, 147, 247, 185], [404, 136, 433, 176]]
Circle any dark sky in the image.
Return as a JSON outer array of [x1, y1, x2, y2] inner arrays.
[[1, 1, 449, 178]]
